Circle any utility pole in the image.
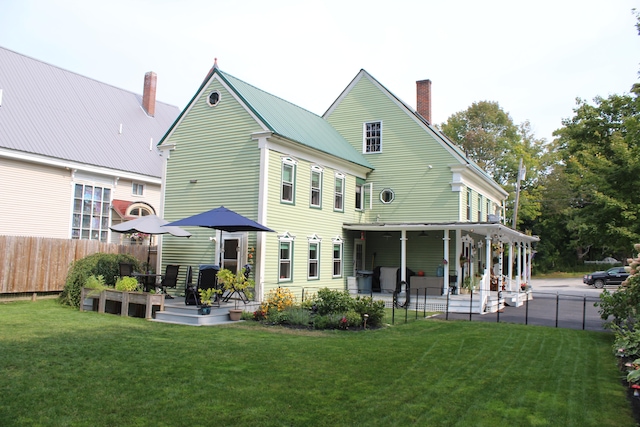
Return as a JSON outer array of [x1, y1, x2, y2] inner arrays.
[[512, 158, 524, 230]]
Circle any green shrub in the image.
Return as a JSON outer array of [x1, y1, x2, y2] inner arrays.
[[84, 275, 107, 290], [283, 307, 312, 326], [612, 322, 640, 360], [267, 307, 289, 325], [115, 276, 140, 292], [315, 288, 352, 315], [240, 311, 254, 321], [313, 313, 342, 330], [59, 252, 140, 308], [352, 295, 386, 327], [345, 310, 362, 328], [596, 272, 640, 329]]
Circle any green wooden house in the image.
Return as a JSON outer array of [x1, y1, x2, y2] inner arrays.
[[158, 63, 538, 313]]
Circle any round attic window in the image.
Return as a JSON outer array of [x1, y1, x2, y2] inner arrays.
[[207, 91, 221, 107], [380, 188, 395, 204]]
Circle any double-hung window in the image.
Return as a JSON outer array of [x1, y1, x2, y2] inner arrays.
[[364, 121, 382, 153], [477, 194, 483, 222], [132, 182, 144, 196], [310, 166, 322, 208], [278, 232, 294, 281], [332, 236, 343, 278], [281, 158, 297, 204], [308, 235, 321, 280], [355, 180, 364, 211], [334, 173, 345, 212], [466, 188, 472, 221]]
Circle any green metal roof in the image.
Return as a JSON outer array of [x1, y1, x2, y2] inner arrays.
[[218, 70, 373, 170]]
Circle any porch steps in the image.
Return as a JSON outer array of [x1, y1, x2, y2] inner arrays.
[[151, 297, 260, 326]]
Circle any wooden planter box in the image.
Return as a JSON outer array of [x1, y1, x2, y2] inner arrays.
[[80, 288, 164, 319]]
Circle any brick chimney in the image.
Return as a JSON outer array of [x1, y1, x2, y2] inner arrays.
[[142, 71, 157, 117], [416, 79, 432, 123]]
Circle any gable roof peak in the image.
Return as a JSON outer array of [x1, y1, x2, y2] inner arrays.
[[202, 58, 219, 85]]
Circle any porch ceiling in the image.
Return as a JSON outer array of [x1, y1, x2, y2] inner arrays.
[[342, 221, 539, 244]]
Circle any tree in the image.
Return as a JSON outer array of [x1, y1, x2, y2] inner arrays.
[[552, 89, 640, 261], [440, 102, 548, 229]]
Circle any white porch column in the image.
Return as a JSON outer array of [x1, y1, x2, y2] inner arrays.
[[400, 229, 407, 283], [508, 242, 514, 292], [517, 242, 523, 288], [443, 230, 450, 293], [456, 229, 462, 284], [524, 242, 530, 285], [484, 235, 492, 295], [522, 242, 529, 285]]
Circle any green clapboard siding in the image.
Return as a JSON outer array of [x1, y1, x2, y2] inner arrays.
[[160, 78, 263, 273], [262, 150, 354, 295], [326, 74, 462, 223]]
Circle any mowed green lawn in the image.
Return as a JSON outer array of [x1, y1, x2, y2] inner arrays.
[[0, 300, 634, 427]]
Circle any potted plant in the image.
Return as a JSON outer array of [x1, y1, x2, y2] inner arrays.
[[461, 275, 479, 294], [198, 287, 220, 315], [115, 276, 140, 292], [217, 268, 254, 321]]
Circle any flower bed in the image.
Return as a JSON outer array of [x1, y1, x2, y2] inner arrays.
[[248, 287, 385, 331]]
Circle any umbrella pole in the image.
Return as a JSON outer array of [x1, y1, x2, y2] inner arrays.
[[146, 239, 151, 273]]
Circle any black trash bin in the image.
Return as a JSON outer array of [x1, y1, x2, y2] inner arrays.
[[356, 270, 373, 293]]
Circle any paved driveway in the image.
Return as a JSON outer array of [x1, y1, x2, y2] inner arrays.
[[444, 278, 610, 332]]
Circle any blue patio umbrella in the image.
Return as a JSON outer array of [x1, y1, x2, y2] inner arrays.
[[165, 206, 274, 270], [165, 206, 275, 233]]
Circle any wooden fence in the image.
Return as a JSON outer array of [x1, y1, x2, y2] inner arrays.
[[0, 236, 154, 294]]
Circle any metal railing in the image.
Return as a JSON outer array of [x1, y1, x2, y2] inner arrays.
[[389, 287, 606, 332]]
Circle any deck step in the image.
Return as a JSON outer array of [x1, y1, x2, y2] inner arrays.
[[151, 297, 260, 326]]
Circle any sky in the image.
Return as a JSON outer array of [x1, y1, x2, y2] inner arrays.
[[1, 0, 639, 144]]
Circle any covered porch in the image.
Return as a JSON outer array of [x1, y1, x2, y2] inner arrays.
[[343, 221, 539, 315]]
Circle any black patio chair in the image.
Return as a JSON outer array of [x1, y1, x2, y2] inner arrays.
[[185, 266, 198, 305], [119, 262, 134, 278], [116, 262, 135, 284], [185, 265, 220, 306], [160, 265, 180, 299], [196, 265, 220, 306]]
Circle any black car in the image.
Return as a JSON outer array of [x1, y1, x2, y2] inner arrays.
[[583, 266, 629, 288]]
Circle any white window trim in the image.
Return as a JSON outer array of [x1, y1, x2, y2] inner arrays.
[[71, 183, 112, 242], [281, 157, 297, 204], [380, 188, 395, 204], [310, 165, 323, 208], [131, 182, 144, 196], [363, 121, 383, 154], [307, 234, 321, 280], [207, 90, 221, 107], [334, 172, 345, 212], [332, 236, 343, 278], [278, 231, 295, 282], [355, 183, 364, 211]]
